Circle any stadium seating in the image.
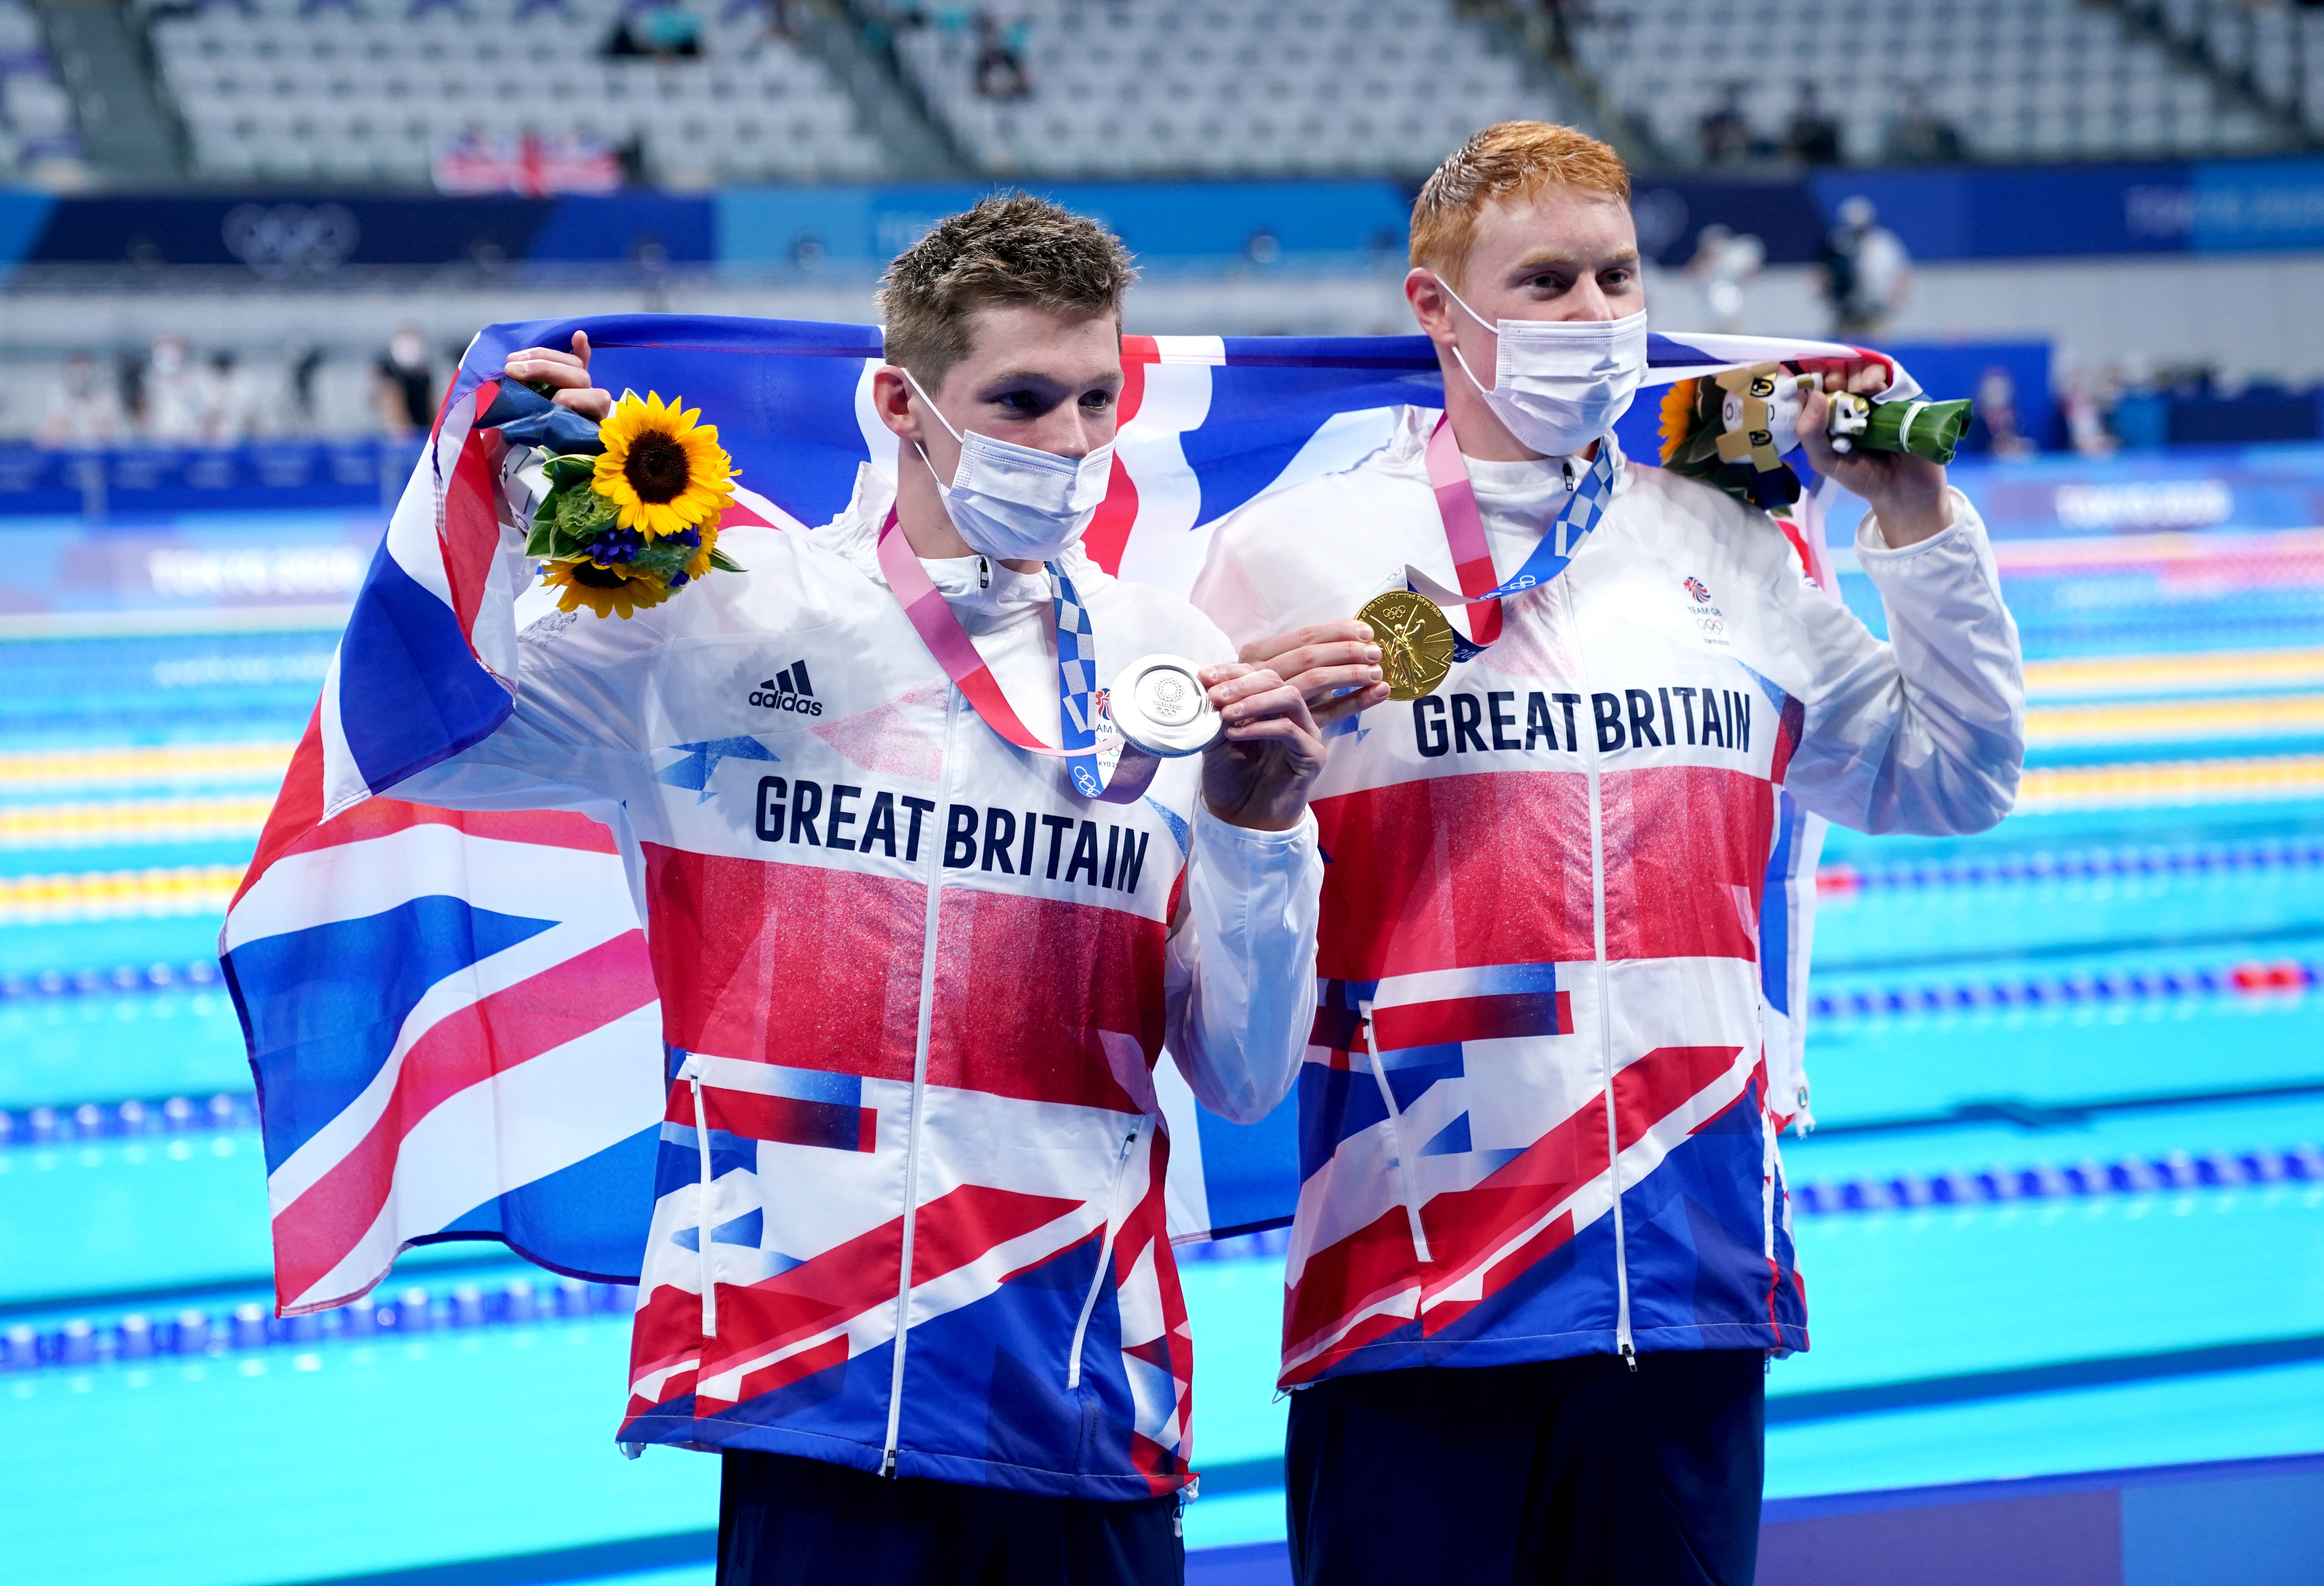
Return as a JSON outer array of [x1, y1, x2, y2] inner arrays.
[[24, 0, 2309, 189], [0, 0, 78, 177], [2154, 0, 2324, 138], [144, 0, 892, 188], [890, 0, 1569, 178], [1568, 0, 2282, 164]]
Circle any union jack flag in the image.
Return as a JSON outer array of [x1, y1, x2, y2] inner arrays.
[[224, 315, 1884, 1313], [432, 131, 622, 198]]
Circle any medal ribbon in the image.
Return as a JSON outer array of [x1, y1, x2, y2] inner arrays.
[[876, 509, 1158, 805], [1412, 414, 1618, 662]]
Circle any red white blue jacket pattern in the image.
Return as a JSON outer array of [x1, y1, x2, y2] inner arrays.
[[1193, 410, 2025, 1386], [393, 464, 1323, 1499]]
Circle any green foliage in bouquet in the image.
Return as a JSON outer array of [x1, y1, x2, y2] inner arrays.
[[525, 392, 743, 620]]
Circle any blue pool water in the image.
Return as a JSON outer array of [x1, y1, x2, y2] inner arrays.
[[5, 450, 2322, 1583]]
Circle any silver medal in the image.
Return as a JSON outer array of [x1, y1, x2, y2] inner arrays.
[[1105, 654, 1221, 757]]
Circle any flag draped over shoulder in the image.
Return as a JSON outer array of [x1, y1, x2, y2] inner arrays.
[[225, 314, 1901, 1311]]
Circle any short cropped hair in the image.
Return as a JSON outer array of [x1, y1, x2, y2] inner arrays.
[[1410, 122, 1632, 288], [877, 193, 1138, 385]]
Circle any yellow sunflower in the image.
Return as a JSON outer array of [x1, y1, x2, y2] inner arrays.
[[683, 522, 721, 582], [592, 391, 736, 540], [542, 559, 676, 621], [1657, 378, 1700, 466]]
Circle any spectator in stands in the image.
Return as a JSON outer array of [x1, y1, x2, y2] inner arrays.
[[198, 350, 265, 445], [142, 334, 206, 443], [1523, 0, 1585, 62], [1818, 195, 1912, 338], [609, 0, 703, 58], [1685, 221, 1764, 334], [857, 0, 928, 60], [1976, 365, 2035, 459], [1883, 85, 1964, 165], [2060, 366, 2121, 458], [972, 12, 1029, 99], [728, 0, 793, 42], [36, 352, 123, 449], [1784, 82, 1842, 165], [284, 342, 327, 437], [376, 326, 437, 441], [1697, 83, 1751, 165]]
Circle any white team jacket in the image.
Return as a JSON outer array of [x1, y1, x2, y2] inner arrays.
[[395, 462, 1323, 1498], [1191, 408, 2023, 1385]]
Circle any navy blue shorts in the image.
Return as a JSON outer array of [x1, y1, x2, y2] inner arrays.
[[1285, 1349, 1766, 1586], [716, 1449, 1184, 1586]]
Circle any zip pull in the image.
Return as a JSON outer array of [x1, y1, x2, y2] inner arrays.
[[880, 1449, 897, 1479], [977, 555, 990, 590], [1622, 1341, 1638, 1374], [678, 1051, 718, 1339]]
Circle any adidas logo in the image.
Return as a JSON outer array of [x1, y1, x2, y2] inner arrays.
[[748, 660, 824, 716]]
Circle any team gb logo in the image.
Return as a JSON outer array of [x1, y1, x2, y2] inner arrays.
[[1683, 576, 1712, 604]]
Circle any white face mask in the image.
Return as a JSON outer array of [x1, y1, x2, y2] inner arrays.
[[1438, 282, 1650, 457], [903, 370, 1115, 564]]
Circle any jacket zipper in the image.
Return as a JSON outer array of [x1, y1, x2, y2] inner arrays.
[[1358, 999, 1435, 1264], [679, 1051, 717, 1339], [1065, 1118, 1144, 1390], [1556, 575, 1636, 1368], [882, 684, 959, 1476], [1761, 1065, 1781, 1304]]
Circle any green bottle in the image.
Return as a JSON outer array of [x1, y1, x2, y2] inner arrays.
[[1827, 392, 1973, 465]]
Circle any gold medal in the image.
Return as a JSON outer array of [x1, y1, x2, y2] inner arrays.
[[1358, 590, 1457, 701]]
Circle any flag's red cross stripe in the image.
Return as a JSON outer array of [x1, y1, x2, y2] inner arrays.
[[1080, 334, 1153, 576], [441, 385, 505, 637]]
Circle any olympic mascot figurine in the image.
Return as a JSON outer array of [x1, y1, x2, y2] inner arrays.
[[1660, 361, 1974, 511]]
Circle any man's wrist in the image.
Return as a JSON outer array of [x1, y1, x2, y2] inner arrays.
[[1869, 481, 1955, 547], [1201, 790, 1310, 833], [1203, 794, 1304, 832]]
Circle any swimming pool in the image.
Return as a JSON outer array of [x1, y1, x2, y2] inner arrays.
[[4, 453, 2321, 1583]]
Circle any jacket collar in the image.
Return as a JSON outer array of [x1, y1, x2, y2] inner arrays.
[[1381, 405, 1634, 498], [819, 463, 1104, 637]]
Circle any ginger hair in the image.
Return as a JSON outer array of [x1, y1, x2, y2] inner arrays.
[[1410, 122, 1633, 287]]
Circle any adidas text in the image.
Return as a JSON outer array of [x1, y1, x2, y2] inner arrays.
[[749, 660, 824, 716]]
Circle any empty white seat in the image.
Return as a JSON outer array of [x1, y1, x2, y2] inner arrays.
[[142, 0, 880, 188]]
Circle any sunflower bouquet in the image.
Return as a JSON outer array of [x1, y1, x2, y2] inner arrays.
[[527, 391, 743, 619]]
